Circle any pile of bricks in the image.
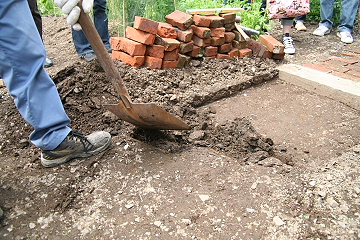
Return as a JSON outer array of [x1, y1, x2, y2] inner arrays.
[[110, 10, 256, 69], [110, 10, 287, 69]]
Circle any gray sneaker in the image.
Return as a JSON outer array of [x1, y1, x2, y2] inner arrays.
[[41, 131, 111, 168]]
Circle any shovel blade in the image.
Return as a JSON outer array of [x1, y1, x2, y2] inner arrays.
[[104, 103, 191, 130]]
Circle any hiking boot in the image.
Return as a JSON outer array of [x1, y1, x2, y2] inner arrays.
[[82, 52, 97, 62], [295, 22, 307, 31], [337, 31, 353, 44], [313, 26, 331, 36], [283, 36, 296, 54], [41, 131, 111, 168]]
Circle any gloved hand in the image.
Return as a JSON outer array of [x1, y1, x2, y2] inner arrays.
[[55, 0, 94, 30]]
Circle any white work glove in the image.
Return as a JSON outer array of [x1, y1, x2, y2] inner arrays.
[[55, 0, 93, 30]]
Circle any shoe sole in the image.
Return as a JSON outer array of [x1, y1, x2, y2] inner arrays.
[[41, 138, 111, 168]]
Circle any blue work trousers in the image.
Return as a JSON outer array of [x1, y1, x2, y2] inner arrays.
[[0, 0, 71, 150], [319, 0, 359, 32], [72, 0, 111, 56]]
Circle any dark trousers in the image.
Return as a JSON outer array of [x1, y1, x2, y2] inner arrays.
[[27, 0, 42, 39]]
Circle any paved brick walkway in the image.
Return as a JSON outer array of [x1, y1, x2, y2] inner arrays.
[[302, 46, 360, 82]]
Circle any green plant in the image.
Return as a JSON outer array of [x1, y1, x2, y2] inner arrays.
[[37, 0, 62, 16]]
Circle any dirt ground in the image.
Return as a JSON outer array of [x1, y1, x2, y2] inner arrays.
[[0, 16, 359, 239]]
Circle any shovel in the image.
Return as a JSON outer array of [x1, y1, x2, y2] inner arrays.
[[77, 8, 191, 130]]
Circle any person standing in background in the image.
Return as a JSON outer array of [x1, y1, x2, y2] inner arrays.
[[72, 0, 112, 62], [313, 0, 359, 43], [27, 0, 54, 68]]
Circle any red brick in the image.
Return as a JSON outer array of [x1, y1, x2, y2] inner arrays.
[[247, 39, 261, 55], [218, 43, 233, 53], [144, 56, 162, 69], [165, 10, 193, 30], [219, 12, 236, 24], [192, 35, 211, 47], [347, 70, 360, 77], [332, 71, 360, 81], [110, 37, 146, 56], [210, 27, 225, 37], [341, 52, 360, 58], [193, 14, 211, 27], [177, 54, 192, 68], [259, 35, 284, 54], [112, 51, 144, 68], [239, 48, 252, 58], [192, 25, 211, 38], [163, 48, 179, 61], [320, 62, 350, 73], [224, 23, 235, 31], [232, 40, 248, 49], [187, 45, 201, 57], [162, 60, 179, 69], [224, 32, 235, 43], [328, 56, 359, 64], [204, 46, 218, 57], [211, 37, 225, 46], [257, 45, 272, 58], [179, 41, 194, 54], [303, 63, 332, 73], [217, 53, 231, 60], [154, 36, 180, 51], [233, 30, 247, 42], [272, 53, 285, 60], [345, 63, 360, 72], [206, 15, 225, 28], [228, 48, 239, 58], [175, 28, 193, 42], [126, 26, 155, 45], [146, 45, 165, 58], [133, 16, 159, 34], [157, 22, 178, 39]]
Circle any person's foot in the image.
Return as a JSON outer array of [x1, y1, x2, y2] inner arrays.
[[106, 46, 113, 53], [337, 31, 354, 44], [313, 26, 331, 36], [295, 22, 307, 31], [44, 57, 53, 68], [82, 52, 97, 62], [41, 131, 111, 168], [283, 36, 296, 54]]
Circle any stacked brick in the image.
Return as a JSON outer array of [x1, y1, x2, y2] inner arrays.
[[247, 35, 286, 60], [111, 10, 258, 69]]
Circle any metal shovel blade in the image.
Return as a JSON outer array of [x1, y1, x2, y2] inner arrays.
[[103, 103, 191, 130]]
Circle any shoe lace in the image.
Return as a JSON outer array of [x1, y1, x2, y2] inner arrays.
[[66, 131, 93, 152], [283, 37, 294, 48]]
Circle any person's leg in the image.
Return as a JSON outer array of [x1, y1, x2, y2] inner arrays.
[[27, 0, 42, 38], [0, 0, 71, 150], [93, 0, 111, 49], [319, 0, 335, 29], [281, 18, 296, 54], [295, 14, 307, 31], [338, 0, 359, 32]]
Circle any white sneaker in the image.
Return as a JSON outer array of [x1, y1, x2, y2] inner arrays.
[[283, 36, 296, 54], [295, 22, 307, 31], [313, 26, 331, 36], [337, 31, 354, 44]]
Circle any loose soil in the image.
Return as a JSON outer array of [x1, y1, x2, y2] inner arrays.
[[0, 16, 359, 239]]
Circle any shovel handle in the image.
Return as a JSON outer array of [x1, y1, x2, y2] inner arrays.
[[77, 6, 132, 108]]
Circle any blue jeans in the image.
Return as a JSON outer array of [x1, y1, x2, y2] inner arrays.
[[319, 0, 360, 32], [72, 0, 111, 56], [0, 0, 71, 150]]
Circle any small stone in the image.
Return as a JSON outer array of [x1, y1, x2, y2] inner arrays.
[[309, 180, 316, 186], [199, 194, 210, 202], [29, 223, 36, 229], [246, 208, 255, 213], [326, 197, 339, 208], [154, 221, 162, 227], [251, 182, 257, 190], [273, 216, 285, 226]]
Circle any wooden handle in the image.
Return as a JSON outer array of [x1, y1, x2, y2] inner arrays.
[[77, 7, 132, 108]]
